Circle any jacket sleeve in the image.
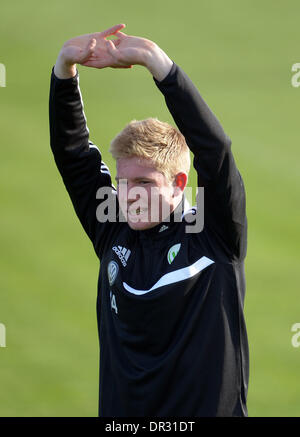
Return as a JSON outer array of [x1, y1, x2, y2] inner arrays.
[[154, 63, 247, 260], [49, 68, 117, 258]]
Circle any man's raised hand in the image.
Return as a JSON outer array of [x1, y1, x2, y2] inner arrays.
[[104, 31, 157, 67], [54, 24, 131, 79], [54, 24, 173, 81], [105, 30, 173, 81]]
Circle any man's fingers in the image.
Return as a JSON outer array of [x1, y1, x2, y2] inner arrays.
[[114, 31, 127, 40], [100, 23, 126, 38], [106, 39, 118, 55], [106, 39, 125, 62], [79, 37, 96, 63], [106, 40, 133, 68], [113, 38, 122, 47], [87, 37, 96, 52]]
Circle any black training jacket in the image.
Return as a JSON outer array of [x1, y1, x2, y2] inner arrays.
[[49, 62, 249, 417]]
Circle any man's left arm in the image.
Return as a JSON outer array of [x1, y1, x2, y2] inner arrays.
[[106, 33, 247, 260], [153, 62, 247, 260]]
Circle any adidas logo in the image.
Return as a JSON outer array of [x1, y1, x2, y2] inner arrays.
[[112, 246, 131, 267], [159, 225, 169, 233]]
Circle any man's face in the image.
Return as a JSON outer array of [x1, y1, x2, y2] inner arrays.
[[116, 157, 180, 230]]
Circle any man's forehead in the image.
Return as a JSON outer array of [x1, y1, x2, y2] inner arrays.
[[116, 157, 162, 179]]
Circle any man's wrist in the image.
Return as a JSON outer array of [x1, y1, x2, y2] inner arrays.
[[54, 52, 77, 79], [144, 45, 173, 82]]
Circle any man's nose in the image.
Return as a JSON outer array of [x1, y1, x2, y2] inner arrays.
[[127, 186, 141, 204], [118, 182, 140, 205]]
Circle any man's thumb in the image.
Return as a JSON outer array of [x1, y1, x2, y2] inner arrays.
[[87, 38, 97, 53]]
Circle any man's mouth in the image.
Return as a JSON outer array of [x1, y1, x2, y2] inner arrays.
[[129, 207, 145, 215], [128, 207, 148, 220]]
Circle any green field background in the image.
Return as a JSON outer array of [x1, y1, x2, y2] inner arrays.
[[1, 0, 299, 417]]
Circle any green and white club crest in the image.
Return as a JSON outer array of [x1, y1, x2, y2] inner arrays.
[[167, 243, 181, 264]]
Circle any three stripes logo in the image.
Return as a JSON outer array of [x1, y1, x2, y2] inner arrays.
[[112, 246, 131, 267], [100, 162, 110, 175]]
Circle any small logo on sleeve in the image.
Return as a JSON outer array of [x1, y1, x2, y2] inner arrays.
[[112, 246, 131, 267], [167, 243, 181, 264], [108, 261, 119, 286]]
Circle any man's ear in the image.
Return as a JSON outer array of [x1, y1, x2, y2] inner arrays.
[[173, 172, 188, 196]]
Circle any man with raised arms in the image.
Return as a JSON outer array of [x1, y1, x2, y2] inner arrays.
[[49, 24, 249, 416]]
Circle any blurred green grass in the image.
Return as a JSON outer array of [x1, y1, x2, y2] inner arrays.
[[0, 0, 299, 416]]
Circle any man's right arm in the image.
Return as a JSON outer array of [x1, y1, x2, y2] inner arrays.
[[49, 27, 126, 256], [49, 66, 116, 256]]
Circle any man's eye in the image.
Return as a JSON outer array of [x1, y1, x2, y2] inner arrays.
[[139, 180, 150, 184]]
